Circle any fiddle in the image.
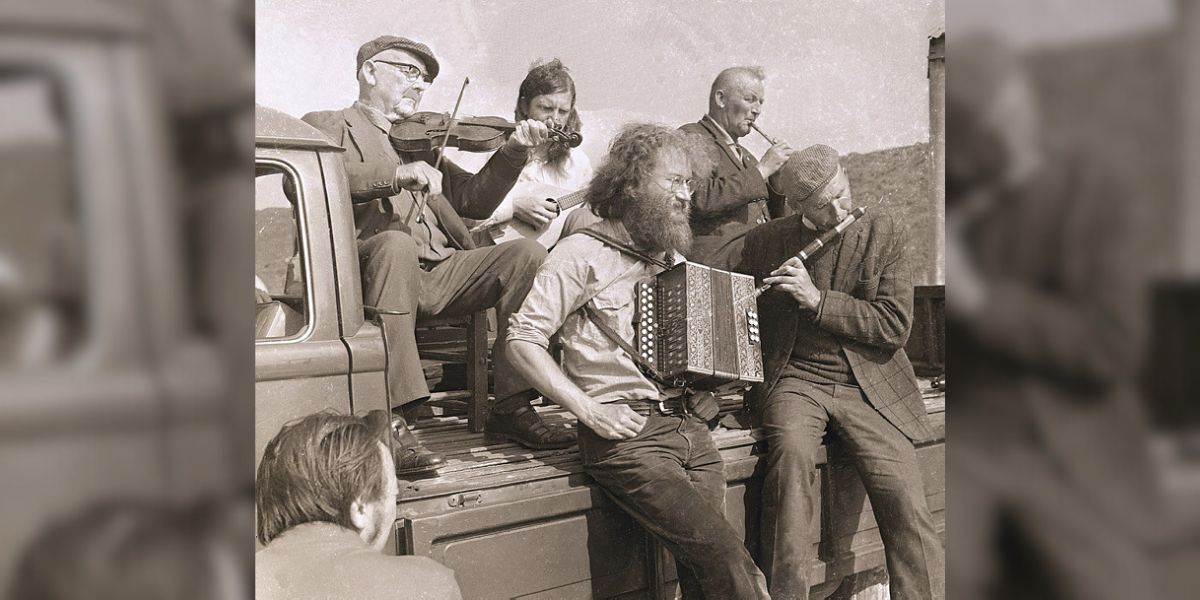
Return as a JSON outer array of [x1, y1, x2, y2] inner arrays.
[[390, 111, 583, 154], [400, 77, 584, 223]]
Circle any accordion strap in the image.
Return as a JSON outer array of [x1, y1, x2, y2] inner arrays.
[[574, 225, 685, 388], [581, 303, 667, 384], [576, 227, 674, 270]]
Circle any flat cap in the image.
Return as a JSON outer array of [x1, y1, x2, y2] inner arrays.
[[356, 35, 440, 81], [779, 144, 841, 203]]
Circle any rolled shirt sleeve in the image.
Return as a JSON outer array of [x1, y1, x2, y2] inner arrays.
[[508, 222, 665, 403], [507, 254, 592, 350]]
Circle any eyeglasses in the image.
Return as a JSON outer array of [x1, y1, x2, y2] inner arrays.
[[661, 176, 694, 193], [372, 60, 433, 83]]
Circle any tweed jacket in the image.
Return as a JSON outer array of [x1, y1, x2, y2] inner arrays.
[[302, 105, 526, 250], [680, 116, 787, 268], [736, 212, 936, 443]]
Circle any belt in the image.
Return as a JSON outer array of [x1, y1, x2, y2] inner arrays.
[[616, 397, 690, 417]]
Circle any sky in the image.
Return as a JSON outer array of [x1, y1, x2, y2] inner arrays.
[[953, 0, 1173, 49], [257, 0, 944, 165]]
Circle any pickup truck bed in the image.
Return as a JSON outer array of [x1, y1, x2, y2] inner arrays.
[[396, 386, 945, 599]]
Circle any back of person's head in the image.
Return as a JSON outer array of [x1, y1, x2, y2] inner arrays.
[[8, 500, 217, 600], [255, 411, 389, 544]]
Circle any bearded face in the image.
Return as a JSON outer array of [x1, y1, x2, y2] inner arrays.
[[521, 91, 580, 167], [624, 149, 693, 255]]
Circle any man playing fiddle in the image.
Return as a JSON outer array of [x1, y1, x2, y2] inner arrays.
[[303, 36, 576, 476], [682, 66, 796, 269]]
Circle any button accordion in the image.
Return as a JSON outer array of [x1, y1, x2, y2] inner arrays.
[[633, 261, 764, 390]]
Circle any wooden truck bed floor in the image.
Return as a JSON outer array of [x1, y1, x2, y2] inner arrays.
[[395, 387, 944, 599], [403, 389, 944, 504]]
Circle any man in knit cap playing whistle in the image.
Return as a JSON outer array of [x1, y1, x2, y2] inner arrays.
[[734, 144, 944, 600]]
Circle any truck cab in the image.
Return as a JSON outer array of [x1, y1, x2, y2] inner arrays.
[[254, 105, 389, 461], [0, 1, 235, 589]]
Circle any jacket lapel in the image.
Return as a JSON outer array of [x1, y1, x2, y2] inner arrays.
[[341, 108, 364, 157], [781, 218, 809, 271], [698, 116, 743, 168], [832, 220, 866, 292]]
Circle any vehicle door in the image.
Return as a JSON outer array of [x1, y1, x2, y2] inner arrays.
[[254, 147, 351, 461]]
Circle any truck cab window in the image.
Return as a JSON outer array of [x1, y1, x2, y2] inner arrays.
[[255, 163, 308, 340], [0, 71, 83, 369]]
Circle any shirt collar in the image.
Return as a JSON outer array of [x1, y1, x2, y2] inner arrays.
[[597, 218, 680, 266], [353, 100, 394, 133], [264, 522, 366, 550], [702, 114, 738, 148]]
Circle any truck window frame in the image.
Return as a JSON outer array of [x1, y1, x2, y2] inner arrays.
[[254, 157, 315, 345], [0, 63, 88, 370]]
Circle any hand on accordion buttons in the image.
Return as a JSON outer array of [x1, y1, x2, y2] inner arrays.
[[765, 257, 822, 311]]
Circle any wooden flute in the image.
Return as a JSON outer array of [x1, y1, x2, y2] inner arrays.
[[742, 206, 867, 302]]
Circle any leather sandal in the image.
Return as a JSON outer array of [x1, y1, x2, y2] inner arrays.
[[484, 404, 577, 450]]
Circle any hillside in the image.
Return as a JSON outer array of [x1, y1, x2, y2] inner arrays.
[[843, 142, 941, 285]]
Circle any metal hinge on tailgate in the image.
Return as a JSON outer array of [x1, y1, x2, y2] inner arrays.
[[447, 492, 483, 508]]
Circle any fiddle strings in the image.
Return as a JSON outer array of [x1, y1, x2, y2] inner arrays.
[[416, 77, 470, 223]]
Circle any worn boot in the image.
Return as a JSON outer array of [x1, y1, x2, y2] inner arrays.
[[366, 410, 445, 477], [484, 404, 577, 450]]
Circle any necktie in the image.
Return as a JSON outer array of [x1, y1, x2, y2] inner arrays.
[[734, 144, 753, 169]]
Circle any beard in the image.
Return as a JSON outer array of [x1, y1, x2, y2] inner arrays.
[[624, 189, 692, 256], [542, 137, 571, 166], [540, 123, 578, 167]]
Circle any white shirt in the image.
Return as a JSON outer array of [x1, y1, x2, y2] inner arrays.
[[488, 146, 594, 223]]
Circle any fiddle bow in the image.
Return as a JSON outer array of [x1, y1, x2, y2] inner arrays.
[[413, 77, 470, 223]]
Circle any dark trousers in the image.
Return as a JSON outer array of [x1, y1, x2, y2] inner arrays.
[[579, 410, 769, 600], [760, 377, 944, 600], [358, 231, 546, 410], [949, 441, 1154, 600]]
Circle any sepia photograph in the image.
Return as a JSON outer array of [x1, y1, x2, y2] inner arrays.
[[2, 0, 1199, 599], [254, 1, 944, 598]]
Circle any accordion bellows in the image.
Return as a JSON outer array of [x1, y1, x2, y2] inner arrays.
[[634, 262, 765, 390]]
